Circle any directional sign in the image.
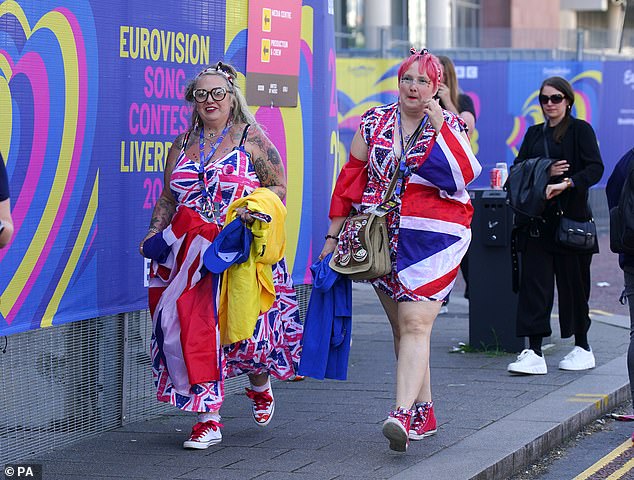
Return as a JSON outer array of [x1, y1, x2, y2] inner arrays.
[[246, 0, 301, 106], [262, 7, 271, 32], [261, 38, 271, 63]]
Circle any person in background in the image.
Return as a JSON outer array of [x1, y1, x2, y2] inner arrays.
[[436, 55, 476, 136], [606, 147, 634, 439], [436, 55, 477, 311], [0, 153, 14, 248], [319, 48, 480, 452], [140, 61, 302, 449], [507, 76, 603, 375]]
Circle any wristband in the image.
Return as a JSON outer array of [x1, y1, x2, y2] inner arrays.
[[325, 234, 339, 241], [148, 226, 160, 234]]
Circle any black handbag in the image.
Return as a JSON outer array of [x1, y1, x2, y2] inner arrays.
[[555, 216, 597, 251]]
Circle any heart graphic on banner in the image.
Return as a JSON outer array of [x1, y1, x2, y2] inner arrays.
[[0, 1, 98, 331]]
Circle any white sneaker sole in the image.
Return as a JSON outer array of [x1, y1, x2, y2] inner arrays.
[[183, 437, 222, 449], [507, 364, 547, 375], [409, 428, 437, 440], [559, 362, 595, 371], [382, 418, 408, 452]]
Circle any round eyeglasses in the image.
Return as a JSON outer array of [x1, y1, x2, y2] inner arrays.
[[193, 87, 231, 103], [400, 75, 431, 87]]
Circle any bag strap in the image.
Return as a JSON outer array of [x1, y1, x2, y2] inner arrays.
[[511, 227, 520, 293], [239, 124, 251, 147], [382, 164, 402, 203]]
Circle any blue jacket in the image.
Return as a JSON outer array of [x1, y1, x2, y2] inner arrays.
[[298, 253, 352, 380], [606, 148, 634, 271]]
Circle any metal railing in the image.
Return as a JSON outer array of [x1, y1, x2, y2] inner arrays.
[[335, 26, 634, 60], [0, 284, 312, 464]]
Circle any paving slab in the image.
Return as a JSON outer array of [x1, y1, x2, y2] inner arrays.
[[19, 233, 631, 480]]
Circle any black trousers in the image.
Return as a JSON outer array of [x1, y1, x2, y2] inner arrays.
[[516, 235, 592, 339]]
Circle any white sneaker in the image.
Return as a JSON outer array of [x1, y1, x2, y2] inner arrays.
[[438, 306, 449, 315], [507, 349, 547, 375], [558, 346, 595, 371], [183, 420, 222, 449]]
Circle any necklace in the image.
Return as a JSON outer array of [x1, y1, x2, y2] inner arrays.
[[205, 129, 217, 138], [400, 119, 417, 143]]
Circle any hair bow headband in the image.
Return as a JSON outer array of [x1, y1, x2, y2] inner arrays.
[[197, 61, 234, 85], [408, 47, 440, 81], [409, 47, 429, 56]]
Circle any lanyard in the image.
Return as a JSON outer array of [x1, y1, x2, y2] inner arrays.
[[395, 109, 428, 197], [197, 123, 231, 220]]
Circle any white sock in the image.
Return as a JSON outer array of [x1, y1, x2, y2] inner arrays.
[[197, 412, 221, 423], [249, 378, 271, 392]]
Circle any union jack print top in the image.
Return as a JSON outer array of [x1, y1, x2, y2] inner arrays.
[[169, 142, 260, 224], [360, 102, 481, 302]]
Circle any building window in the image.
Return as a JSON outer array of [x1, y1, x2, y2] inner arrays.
[[454, 0, 481, 48]]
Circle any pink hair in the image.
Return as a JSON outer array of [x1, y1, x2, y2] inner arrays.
[[397, 49, 443, 91]]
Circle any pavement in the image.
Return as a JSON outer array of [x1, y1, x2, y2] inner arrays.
[[24, 232, 633, 480]]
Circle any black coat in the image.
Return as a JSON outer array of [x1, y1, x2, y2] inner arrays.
[[514, 117, 604, 253]]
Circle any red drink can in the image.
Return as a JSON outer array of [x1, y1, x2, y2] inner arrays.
[[490, 168, 502, 189]]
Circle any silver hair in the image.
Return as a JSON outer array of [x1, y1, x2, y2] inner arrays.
[[184, 62, 257, 129]]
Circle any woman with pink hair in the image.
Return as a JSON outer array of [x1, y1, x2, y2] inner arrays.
[[320, 49, 481, 452]]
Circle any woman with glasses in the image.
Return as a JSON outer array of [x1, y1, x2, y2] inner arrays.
[[507, 76, 604, 375], [319, 49, 481, 452], [139, 62, 302, 449]]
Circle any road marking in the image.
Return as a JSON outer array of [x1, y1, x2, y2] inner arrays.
[[573, 439, 633, 479], [567, 393, 609, 409], [606, 458, 634, 479]]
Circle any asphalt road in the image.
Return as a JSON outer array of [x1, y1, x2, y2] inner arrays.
[[511, 405, 634, 480]]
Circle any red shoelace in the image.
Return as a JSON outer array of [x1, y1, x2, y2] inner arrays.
[[245, 388, 273, 421], [189, 420, 223, 440]]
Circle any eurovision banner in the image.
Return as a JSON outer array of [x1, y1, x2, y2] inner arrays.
[[0, 0, 339, 336], [336, 58, 634, 189]]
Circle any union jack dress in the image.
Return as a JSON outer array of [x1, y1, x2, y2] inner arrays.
[[150, 137, 303, 413], [360, 103, 481, 302]]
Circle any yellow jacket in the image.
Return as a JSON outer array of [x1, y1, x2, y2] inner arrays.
[[218, 188, 287, 344]]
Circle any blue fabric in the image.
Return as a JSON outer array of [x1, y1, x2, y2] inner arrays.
[[298, 253, 352, 381], [606, 149, 634, 270], [203, 217, 253, 274], [143, 231, 170, 263]]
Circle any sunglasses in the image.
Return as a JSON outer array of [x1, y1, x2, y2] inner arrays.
[[539, 94, 565, 105], [193, 87, 231, 103]]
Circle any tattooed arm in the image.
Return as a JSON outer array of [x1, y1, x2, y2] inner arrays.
[[246, 126, 287, 200], [139, 133, 183, 255]]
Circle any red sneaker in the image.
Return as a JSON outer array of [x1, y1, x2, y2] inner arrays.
[[182, 420, 223, 449], [245, 386, 275, 426], [382, 407, 413, 452], [409, 401, 437, 440]]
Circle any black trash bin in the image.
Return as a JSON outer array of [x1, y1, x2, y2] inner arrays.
[[468, 189, 524, 352]]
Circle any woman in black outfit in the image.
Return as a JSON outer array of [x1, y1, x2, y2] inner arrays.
[[507, 76, 604, 375]]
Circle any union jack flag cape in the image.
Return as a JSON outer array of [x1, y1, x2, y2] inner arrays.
[[396, 122, 482, 300], [148, 206, 221, 393]]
